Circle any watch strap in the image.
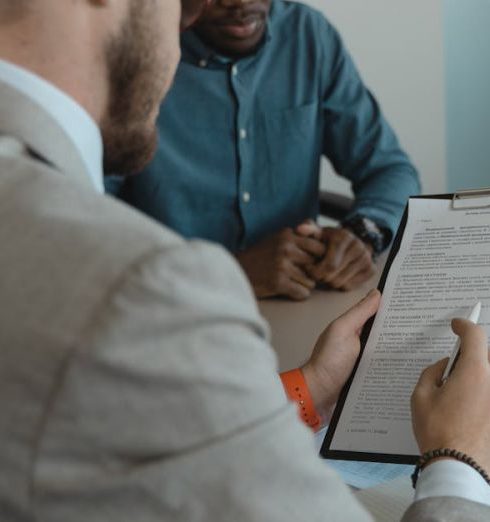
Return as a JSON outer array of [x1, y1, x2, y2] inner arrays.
[[342, 215, 387, 254], [280, 369, 322, 431]]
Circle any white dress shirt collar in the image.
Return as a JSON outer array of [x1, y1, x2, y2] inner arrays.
[[0, 59, 104, 193]]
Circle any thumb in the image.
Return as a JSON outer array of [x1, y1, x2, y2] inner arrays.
[[451, 318, 488, 369], [413, 358, 448, 398], [332, 289, 381, 336]]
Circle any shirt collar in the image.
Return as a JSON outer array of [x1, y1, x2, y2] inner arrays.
[[0, 59, 104, 193]]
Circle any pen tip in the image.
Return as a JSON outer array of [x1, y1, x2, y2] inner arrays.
[[469, 301, 481, 324]]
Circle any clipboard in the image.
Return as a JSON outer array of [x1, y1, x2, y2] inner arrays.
[[320, 189, 490, 465]]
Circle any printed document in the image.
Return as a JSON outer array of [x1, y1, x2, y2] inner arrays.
[[325, 198, 490, 459]]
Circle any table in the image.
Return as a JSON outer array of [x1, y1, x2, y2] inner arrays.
[[258, 254, 387, 372]]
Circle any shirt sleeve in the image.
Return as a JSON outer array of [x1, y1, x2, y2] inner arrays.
[[416, 460, 490, 506], [317, 17, 421, 237]]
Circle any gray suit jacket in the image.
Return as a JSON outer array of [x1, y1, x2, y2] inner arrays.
[[0, 80, 488, 522]]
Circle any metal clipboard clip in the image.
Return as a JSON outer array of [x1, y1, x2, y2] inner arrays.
[[452, 188, 490, 210]]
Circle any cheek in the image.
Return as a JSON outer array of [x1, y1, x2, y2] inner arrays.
[[159, 40, 180, 98], [152, 4, 181, 96], [170, 41, 181, 74], [157, 0, 181, 61]]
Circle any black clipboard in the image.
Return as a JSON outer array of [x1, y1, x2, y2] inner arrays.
[[319, 191, 490, 465]]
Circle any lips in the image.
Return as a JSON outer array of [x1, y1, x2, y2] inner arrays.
[[209, 8, 265, 38], [218, 17, 263, 39]]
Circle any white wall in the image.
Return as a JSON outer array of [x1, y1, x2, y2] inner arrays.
[[301, 0, 447, 196], [444, 0, 490, 192]]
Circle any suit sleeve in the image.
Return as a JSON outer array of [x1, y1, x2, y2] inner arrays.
[[402, 497, 490, 521], [30, 240, 371, 522], [30, 240, 489, 521]]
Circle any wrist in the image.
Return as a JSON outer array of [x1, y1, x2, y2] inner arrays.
[[419, 439, 490, 473], [300, 363, 336, 421], [342, 215, 389, 255], [280, 368, 323, 430], [412, 448, 490, 489]]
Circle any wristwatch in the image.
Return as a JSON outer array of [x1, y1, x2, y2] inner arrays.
[[342, 215, 388, 255]]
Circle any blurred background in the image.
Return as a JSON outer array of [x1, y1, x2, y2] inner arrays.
[[304, 0, 490, 197]]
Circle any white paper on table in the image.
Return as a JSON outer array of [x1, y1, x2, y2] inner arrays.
[[315, 428, 412, 489]]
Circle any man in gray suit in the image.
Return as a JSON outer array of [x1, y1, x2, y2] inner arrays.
[[0, 1, 489, 521]]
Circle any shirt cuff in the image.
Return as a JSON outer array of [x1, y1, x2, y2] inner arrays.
[[415, 460, 490, 506]]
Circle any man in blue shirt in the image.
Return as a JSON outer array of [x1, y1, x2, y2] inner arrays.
[[106, 0, 420, 300]]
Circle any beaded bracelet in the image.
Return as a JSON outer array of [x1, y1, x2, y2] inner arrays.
[[412, 448, 490, 489]]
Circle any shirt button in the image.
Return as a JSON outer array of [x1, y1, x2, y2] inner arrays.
[[242, 191, 251, 203], [232, 65, 238, 76], [239, 128, 247, 140], [198, 59, 208, 68]]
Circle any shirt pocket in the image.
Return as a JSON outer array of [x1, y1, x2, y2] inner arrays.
[[264, 102, 319, 138], [261, 102, 322, 196]]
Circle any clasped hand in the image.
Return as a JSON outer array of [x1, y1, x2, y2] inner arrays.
[[236, 221, 376, 300]]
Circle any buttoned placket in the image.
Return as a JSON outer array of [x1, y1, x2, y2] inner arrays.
[[229, 60, 254, 249], [185, 25, 272, 250]]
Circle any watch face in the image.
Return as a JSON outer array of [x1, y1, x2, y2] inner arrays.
[[361, 217, 381, 235], [345, 216, 386, 254]]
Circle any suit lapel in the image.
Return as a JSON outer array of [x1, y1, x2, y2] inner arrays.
[[0, 81, 93, 190]]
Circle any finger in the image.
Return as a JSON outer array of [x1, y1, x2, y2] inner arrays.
[[340, 266, 376, 291], [274, 264, 313, 300], [323, 233, 354, 271], [413, 358, 449, 399], [327, 258, 368, 289], [450, 318, 488, 368], [283, 278, 313, 301], [295, 234, 327, 258], [311, 231, 356, 278], [330, 289, 381, 336], [296, 220, 323, 240], [328, 248, 374, 289], [289, 263, 316, 290], [287, 244, 317, 267], [316, 241, 363, 288]]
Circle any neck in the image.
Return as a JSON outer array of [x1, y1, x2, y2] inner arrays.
[[0, 11, 108, 125]]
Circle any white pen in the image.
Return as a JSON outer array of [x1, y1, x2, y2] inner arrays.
[[440, 301, 481, 385]]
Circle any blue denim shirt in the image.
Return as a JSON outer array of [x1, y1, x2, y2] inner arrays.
[[106, 0, 420, 252]]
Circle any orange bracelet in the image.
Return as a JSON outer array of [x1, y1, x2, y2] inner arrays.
[[280, 368, 322, 431]]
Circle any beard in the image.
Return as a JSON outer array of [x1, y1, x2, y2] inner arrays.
[[101, 0, 169, 175]]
